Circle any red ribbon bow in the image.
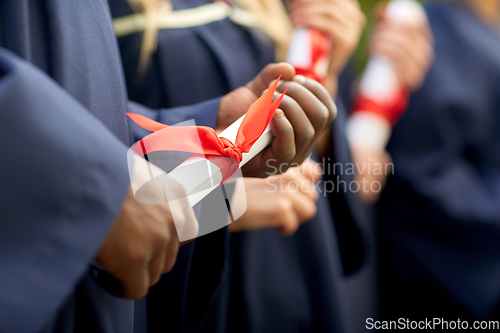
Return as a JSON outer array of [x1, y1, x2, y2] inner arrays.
[[128, 78, 287, 182]]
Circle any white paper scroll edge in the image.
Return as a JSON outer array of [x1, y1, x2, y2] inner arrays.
[[167, 113, 272, 207]]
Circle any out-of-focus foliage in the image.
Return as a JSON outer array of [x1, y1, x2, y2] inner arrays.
[[355, 0, 426, 72]]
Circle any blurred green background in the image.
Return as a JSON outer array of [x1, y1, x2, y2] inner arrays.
[[355, 0, 426, 72]]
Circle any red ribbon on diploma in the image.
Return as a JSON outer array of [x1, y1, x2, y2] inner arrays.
[[128, 78, 287, 183], [351, 83, 409, 126], [294, 30, 331, 84]]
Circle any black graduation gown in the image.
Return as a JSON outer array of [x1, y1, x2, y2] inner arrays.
[[0, 0, 131, 331], [110, 0, 369, 332], [0, 1, 222, 332], [378, 2, 500, 321]]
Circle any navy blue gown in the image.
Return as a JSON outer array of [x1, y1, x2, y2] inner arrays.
[[110, 1, 371, 332], [0, 1, 222, 332], [378, 2, 500, 321]]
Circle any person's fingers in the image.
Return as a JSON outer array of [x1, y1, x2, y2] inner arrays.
[[412, 33, 432, 64], [149, 250, 166, 286], [290, 0, 364, 30], [276, 81, 326, 139], [415, 16, 435, 46], [287, 191, 318, 223], [298, 176, 319, 201], [148, 227, 169, 285], [293, 76, 338, 124], [162, 227, 180, 274], [413, 30, 435, 71], [406, 48, 432, 90], [290, 2, 334, 19], [273, 90, 315, 155], [371, 38, 408, 73], [372, 22, 432, 66], [236, 181, 301, 234], [404, 25, 433, 70], [344, 0, 361, 9], [274, 83, 326, 163], [370, 22, 434, 90], [371, 30, 413, 70], [276, 79, 335, 163], [400, 22, 435, 88], [291, 7, 344, 35], [287, 0, 321, 11], [245, 63, 295, 96], [119, 262, 150, 299], [372, 24, 415, 50], [252, 109, 295, 176], [282, 170, 318, 200], [282, 160, 322, 200], [275, 198, 301, 236], [299, 159, 324, 185], [269, 109, 296, 161], [293, 13, 347, 43], [229, 213, 273, 233], [289, 0, 360, 14]]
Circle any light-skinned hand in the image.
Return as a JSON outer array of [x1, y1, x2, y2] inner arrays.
[[230, 159, 322, 236]]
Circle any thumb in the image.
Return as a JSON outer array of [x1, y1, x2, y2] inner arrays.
[[246, 63, 295, 96], [299, 159, 323, 184]]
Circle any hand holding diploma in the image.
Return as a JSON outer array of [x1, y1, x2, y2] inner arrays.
[[93, 62, 337, 298], [127, 63, 336, 207], [217, 63, 337, 178], [369, 0, 434, 93], [347, 0, 434, 203], [96, 156, 197, 299], [229, 159, 322, 236], [288, 0, 366, 79]]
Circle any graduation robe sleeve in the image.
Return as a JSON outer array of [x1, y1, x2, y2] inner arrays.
[[0, 49, 130, 333]]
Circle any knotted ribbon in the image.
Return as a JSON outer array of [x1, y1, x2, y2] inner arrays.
[[128, 78, 287, 183]]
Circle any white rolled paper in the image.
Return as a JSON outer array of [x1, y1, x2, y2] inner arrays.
[[347, 0, 426, 151], [166, 115, 273, 207], [359, 0, 426, 102]]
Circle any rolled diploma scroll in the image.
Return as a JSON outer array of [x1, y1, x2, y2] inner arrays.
[[359, 0, 425, 100], [286, 28, 330, 82], [287, 28, 313, 70], [167, 116, 272, 207], [347, 0, 426, 150]]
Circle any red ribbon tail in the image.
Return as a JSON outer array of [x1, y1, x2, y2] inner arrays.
[[235, 78, 287, 150], [127, 113, 169, 132], [127, 77, 288, 184]]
